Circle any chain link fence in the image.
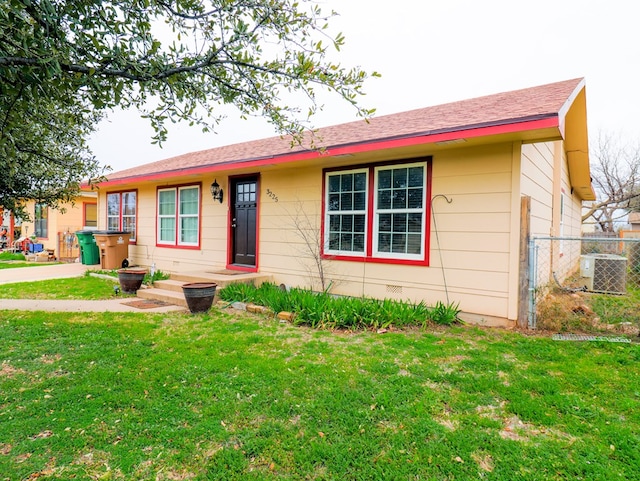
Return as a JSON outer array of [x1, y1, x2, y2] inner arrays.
[[529, 235, 640, 328]]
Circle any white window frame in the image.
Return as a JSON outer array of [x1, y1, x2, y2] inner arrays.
[[178, 186, 200, 245], [324, 168, 369, 257], [121, 192, 137, 242], [373, 162, 427, 261], [323, 160, 428, 263], [157, 185, 200, 247], [107, 192, 121, 232], [157, 188, 177, 245]]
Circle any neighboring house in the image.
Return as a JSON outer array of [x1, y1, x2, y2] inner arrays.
[[94, 78, 595, 325], [2, 193, 98, 259], [628, 212, 640, 231]]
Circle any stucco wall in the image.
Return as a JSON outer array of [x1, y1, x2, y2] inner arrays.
[[19, 195, 96, 252]]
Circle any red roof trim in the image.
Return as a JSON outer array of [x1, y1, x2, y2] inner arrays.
[[98, 116, 559, 187]]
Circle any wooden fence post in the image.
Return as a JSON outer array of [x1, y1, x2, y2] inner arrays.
[[518, 196, 531, 328]]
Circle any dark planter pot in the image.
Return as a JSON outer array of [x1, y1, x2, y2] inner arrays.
[[182, 282, 217, 313], [117, 268, 147, 294]]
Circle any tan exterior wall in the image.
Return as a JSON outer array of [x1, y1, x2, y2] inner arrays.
[[114, 182, 231, 272], [521, 142, 555, 237], [18, 195, 96, 254], [98, 140, 587, 322], [99, 144, 517, 319], [520, 140, 585, 288], [257, 143, 516, 320]]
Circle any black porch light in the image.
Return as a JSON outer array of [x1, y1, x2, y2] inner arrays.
[[210, 179, 224, 204]]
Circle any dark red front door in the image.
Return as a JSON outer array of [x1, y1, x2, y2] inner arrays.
[[231, 177, 257, 266]]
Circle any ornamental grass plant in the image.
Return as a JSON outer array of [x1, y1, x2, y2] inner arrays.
[[219, 282, 460, 329]]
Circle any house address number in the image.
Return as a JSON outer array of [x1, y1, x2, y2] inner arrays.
[[266, 189, 279, 202]]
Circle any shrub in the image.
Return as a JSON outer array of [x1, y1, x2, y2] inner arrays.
[[427, 301, 461, 326]]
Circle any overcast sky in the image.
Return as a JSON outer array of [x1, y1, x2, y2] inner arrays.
[[89, 0, 640, 173]]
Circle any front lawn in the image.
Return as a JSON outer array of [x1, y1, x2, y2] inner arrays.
[[0, 276, 118, 300], [0, 252, 57, 270], [0, 261, 49, 270], [0, 310, 638, 480]]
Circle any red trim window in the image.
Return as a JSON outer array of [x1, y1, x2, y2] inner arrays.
[[106, 190, 137, 242], [83, 202, 97, 228], [323, 158, 431, 265], [157, 184, 200, 248]]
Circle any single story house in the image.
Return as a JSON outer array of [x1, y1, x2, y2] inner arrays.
[[94, 78, 595, 325], [2, 193, 97, 260]]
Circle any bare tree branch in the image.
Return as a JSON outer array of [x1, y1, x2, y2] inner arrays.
[[583, 132, 640, 231]]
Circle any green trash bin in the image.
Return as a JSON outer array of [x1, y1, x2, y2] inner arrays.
[[75, 230, 100, 265]]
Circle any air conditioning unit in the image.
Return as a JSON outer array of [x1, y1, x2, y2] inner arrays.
[[580, 254, 627, 294]]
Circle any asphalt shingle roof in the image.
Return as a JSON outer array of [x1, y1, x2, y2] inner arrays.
[[105, 78, 584, 182]]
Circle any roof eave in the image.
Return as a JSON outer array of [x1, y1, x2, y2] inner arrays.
[[97, 116, 560, 188], [560, 82, 596, 201]]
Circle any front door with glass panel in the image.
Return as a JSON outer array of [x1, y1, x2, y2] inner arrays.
[[231, 177, 258, 266]]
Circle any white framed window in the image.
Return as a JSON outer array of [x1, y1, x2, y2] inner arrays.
[[325, 168, 368, 256], [373, 163, 426, 260], [324, 159, 430, 264], [157, 185, 200, 247], [158, 189, 176, 244]]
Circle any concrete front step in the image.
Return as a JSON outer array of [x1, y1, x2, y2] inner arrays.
[[170, 271, 272, 288], [137, 287, 189, 308], [137, 271, 273, 308], [153, 279, 188, 293]]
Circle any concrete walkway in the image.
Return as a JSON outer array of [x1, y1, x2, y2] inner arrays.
[[0, 261, 90, 284], [0, 262, 184, 313]]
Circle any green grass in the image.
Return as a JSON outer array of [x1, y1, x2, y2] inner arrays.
[[0, 310, 638, 480], [0, 252, 60, 269], [86, 268, 170, 286], [591, 285, 640, 325], [0, 276, 120, 300], [0, 252, 26, 261], [0, 262, 36, 269]]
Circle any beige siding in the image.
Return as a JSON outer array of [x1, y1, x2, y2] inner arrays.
[[521, 142, 555, 236], [520, 140, 585, 288], [100, 142, 566, 321], [556, 146, 585, 279], [117, 182, 231, 272], [100, 144, 517, 319], [257, 144, 516, 319]]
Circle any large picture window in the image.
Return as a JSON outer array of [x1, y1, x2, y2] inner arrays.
[[107, 191, 137, 242], [324, 159, 430, 264], [157, 185, 200, 247]]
